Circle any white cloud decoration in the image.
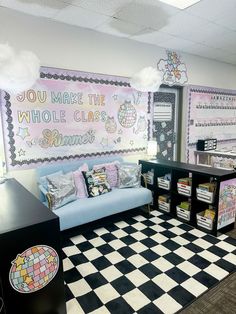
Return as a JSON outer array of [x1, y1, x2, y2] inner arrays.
[[0, 43, 40, 94], [130, 66, 162, 92]]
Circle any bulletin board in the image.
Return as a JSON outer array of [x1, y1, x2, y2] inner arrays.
[[186, 85, 236, 163], [0, 67, 150, 170]]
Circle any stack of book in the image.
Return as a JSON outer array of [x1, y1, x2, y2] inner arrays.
[[204, 208, 215, 221], [158, 194, 170, 204], [178, 201, 191, 211], [178, 177, 192, 186], [198, 182, 216, 193]]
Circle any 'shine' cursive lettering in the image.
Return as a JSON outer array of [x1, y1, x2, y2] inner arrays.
[[39, 129, 95, 148]]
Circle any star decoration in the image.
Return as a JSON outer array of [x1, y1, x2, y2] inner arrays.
[[47, 255, 55, 263], [100, 138, 108, 148], [24, 275, 33, 285], [130, 140, 134, 145], [16, 127, 30, 140], [112, 94, 118, 100], [14, 254, 25, 267], [118, 129, 123, 135], [18, 149, 26, 157]]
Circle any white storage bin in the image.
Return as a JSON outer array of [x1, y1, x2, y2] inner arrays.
[[177, 183, 191, 196], [196, 211, 214, 230], [158, 200, 170, 213], [176, 206, 191, 221], [146, 171, 154, 185], [157, 177, 170, 190], [196, 188, 214, 204]]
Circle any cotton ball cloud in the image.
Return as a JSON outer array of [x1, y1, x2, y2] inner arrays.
[[130, 66, 162, 92], [0, 44, 40, 94]]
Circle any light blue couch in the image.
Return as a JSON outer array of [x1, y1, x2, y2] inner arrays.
[[36, 156, 152, 231]]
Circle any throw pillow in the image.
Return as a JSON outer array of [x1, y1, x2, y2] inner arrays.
[[73, 163, 89, 198], [82, 168, 111, 197], [93, 161, 120, 188], [38, 170, 63, 191], [46, 172, 77, 210], [118, 164, 142, 188]]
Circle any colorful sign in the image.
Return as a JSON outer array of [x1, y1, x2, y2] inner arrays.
[[0, 67, 150, 169], [218, 179, 236, 229], [9, 245, 59, 293], [157, 50, 188, 86]]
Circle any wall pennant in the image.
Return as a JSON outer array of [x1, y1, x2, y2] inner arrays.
[[157, 50, 188, 86]]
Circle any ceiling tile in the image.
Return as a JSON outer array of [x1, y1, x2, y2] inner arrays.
[[185, 0, 236, 22], [114, 1, 176, 30], [0, 0, 66, 18], [182, 43, 233, 60], [131, 29, 175, 45], [53, 4, 110, 29], [216, 54, 236, 65], [215, 11, 236, 31], [160, 11, 209, 36], [158, 37, 196, 50], [202, 30, 236, 51], [177, 22, 225, 43], [61, 0, 133, 16], [96, 17, 146, 38], [132, 0, 181, 16]]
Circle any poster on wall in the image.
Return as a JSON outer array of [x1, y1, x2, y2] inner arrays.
[[186, 85, 236, 164], [0, 67, 150, 169], [218, 178, 236, 230], [152, 89, 178, 161]]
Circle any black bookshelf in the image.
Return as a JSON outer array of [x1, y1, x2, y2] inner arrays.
[[0, 179, 66, 314], [139, 159, 236, 236]]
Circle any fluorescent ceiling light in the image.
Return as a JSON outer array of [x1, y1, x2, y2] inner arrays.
[[159, 0, 201, 9]]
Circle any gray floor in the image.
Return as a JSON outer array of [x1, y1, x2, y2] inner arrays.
[[181, 224, 236, 314]]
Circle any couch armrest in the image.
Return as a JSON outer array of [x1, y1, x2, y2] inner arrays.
[[38, 184, 48, 202]]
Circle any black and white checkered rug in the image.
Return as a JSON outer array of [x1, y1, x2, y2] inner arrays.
[[62, 210, 236, 314]]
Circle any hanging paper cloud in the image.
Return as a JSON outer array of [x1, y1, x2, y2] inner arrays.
[[0, 44, 40, 94], [130, 66, 162, 92]]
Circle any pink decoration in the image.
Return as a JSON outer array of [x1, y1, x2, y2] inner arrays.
[[93, 161, 120, 188], [73, 163, 89, 198]]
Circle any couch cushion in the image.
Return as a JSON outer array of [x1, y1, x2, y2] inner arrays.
[[54, 187, 152, 230], [47, 172, 77, 210], [38, 170, 63, 190], [93, 161, 120, 188], [73, 163, 89, 198], [118, 164, 142, 188]]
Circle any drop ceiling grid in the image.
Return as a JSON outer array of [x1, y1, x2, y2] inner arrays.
[[0, 0, 235, 65]]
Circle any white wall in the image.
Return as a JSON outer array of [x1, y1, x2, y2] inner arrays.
[[1, 7, 236, 196]]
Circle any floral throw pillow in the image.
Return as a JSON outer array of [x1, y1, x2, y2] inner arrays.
[[82, 168, 111, 197], [118, 164, 142, 188]]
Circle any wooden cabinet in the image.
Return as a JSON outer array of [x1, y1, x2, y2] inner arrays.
[[139, 159, 236, 236], [0, 179, 66, 314]]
